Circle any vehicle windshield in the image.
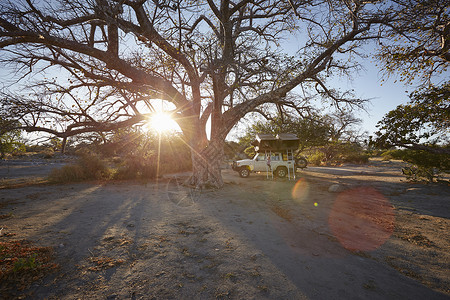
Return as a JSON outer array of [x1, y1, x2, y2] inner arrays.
[[254, 153, 281, 161], [254, 153, 266, 161]]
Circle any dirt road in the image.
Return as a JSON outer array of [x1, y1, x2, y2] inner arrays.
[[0, 159, 449, 299]]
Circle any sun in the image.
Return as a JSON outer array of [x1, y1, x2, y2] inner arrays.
[[147, 112, 180, 133]]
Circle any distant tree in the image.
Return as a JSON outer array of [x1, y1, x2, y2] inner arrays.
[[238, 113, 329, 155], [322, 110, 366, 143], [46, 137, 63, 152], [373, 82, 450, 155], [238, 109, 364, 156], [0, 123, 25, 158]]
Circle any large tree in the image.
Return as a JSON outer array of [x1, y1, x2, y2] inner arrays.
[[372, 0, 449, 155], [374, 83, 450, 154], [0, 0, 392, 187], [375, 0, 449, 84]]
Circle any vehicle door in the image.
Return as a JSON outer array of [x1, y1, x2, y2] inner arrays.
[[270, 153, 281, 169], [253, 153, 268, 172]]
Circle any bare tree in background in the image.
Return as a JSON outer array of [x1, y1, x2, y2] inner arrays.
[[0, 0, 393, 188]]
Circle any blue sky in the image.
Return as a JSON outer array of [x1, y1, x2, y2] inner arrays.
[[331, 63, 412, 137], [332, 61, 448, 137]]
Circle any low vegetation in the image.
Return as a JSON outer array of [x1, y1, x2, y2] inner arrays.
[[49, 153, 112, 183], [113, 154, 157, 180], [381, 149, 449, 183], [303, 143, 369, 166], [48, 130, 192, 183]]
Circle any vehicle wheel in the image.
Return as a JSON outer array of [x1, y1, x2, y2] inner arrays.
[[295, 157, 307, 169], [275, 167, 287, 178], [239, 167, 250, 178]]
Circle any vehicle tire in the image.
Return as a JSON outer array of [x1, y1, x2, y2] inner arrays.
[[239, 167, 250, 178], [295, 157, 307, 169], [275, 167, 287, 178]]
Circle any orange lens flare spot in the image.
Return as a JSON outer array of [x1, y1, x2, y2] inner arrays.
[[291, 178, 310, 202], [328, 187, 395, 252]]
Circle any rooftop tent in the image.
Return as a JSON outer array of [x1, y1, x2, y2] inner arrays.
[[254, 134, 278, 152], [277, 133, 300, 150], [253, 133, 299, 152]]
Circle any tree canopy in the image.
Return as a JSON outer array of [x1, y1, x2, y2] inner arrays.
[[239, 109, 363, 150], [374, 83, 450, 154], [375, 0, 449, 84], [0, 0, 407, 187], [0, 118, 25, 157]]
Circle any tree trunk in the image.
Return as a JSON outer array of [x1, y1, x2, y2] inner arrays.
[[189, 139, 225, 189], [61, 137, 67, 154]]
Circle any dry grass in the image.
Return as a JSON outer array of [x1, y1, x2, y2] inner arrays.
[[0, 240, 59, 296], [48, 153, 111, 183]]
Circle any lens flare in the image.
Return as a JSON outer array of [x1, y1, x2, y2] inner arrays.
[[328, 187, 395, 252], [147, 112, 180, 133], [291, 178, 310, 203]]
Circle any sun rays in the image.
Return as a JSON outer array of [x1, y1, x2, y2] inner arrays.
[[147, 112, 181, 134]]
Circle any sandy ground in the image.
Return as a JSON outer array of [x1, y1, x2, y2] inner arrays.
[[0, 158, 449, 299]]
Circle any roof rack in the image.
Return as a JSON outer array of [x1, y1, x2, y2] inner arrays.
[[252, 133, 299, 152]]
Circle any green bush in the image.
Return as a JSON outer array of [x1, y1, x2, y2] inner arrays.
[[382, 148, 449, 182], [381, 149, 402, 161], [332, 143, 368, 164], [308, 151, 326, 166], [304, 142, 368, 166], [340, 152, 369, 164]]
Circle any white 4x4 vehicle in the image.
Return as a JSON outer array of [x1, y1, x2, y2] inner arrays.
[[232, 152, 307, 178]]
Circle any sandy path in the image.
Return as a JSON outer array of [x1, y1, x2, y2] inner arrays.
[[0, 160, 449, 299]]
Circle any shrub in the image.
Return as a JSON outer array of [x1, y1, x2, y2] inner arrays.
[[113, 148, 192, 180], [50, 134, 192, 183], [332, 143, 368, 164], [382, 148, 449, 182], [381, 149, 402, 161], [49, 153, 111, 183], [78, 153, 111, 179], [159, 155, 192, 174], [308, 150, 326, 166], [113, 154, 157, 180], [340, 152, 369, 164], [49, 164, 85, 182], [39, 148, 55, 159], [303, 142, 368, 166]]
